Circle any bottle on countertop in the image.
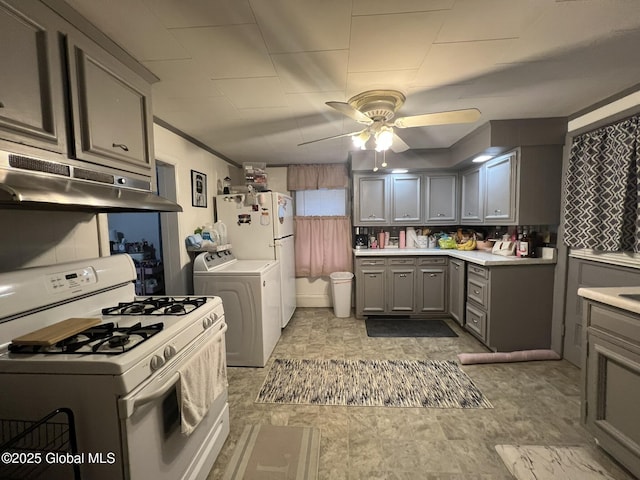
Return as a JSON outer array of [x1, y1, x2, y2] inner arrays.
[[519, 227, 530, 258]]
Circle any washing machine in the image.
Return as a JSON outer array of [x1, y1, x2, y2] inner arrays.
[[193, 250, 281, 367]]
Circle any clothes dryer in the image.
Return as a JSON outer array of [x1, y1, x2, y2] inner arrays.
[[193, 250, 281, 367]]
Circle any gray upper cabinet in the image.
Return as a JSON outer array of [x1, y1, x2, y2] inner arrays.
[[460, 166, 483, 223], [424, 173, 457, 224], [353, 172, 457, 226], [484, 152, 517, 224], [66, 29, 154, 176], [354, 174, 389, 225], [459, 146, 562, 226], [0, 0, 66, 153], [391, 174, 421, 224]]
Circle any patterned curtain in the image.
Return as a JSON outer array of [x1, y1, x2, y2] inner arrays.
[[563, 115, 640, 252]]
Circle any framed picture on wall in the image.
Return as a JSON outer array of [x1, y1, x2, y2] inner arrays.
[[191, 170, 207, 208]]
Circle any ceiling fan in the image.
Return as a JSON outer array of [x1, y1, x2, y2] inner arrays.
[[298, 90, 481, 153]]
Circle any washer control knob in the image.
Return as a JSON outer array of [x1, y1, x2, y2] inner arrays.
[[150, 355, 165, 371], [164, 345, 177, 360]]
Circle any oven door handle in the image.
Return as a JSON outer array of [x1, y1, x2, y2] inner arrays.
[[119, 322, 227, 419]]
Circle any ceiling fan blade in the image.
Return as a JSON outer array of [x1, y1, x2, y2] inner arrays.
[[326, 101, 373, 125], [393, 108, 481, 128], [297, 131, 359, 147], [390, 133, 410, 153]]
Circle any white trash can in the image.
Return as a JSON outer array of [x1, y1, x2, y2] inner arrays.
[[329, 271, 354, 318]]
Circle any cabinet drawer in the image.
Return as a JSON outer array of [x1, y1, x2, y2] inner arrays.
[[417, 257, 447, 266], [588, 303, 640, 345], [356, 258, 387, 267], [467, 276, 488, 308], [389, 257, 416, 266], [465, 303, 486, 339], [467, 264, 489, 279]]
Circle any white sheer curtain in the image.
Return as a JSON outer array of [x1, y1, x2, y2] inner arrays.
[[294, 216, 352, 277]]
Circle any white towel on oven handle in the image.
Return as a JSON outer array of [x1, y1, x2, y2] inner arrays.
[[177, 330, 228, 436]]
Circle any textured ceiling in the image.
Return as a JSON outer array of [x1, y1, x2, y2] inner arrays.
[[64, 0, 640, 165]]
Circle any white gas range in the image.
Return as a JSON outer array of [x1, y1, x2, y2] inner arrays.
[[0, 255, 229, 480]]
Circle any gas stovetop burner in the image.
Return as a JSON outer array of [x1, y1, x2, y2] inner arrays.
[[8, 323, 164, 355], [101, 297, 208, 316]]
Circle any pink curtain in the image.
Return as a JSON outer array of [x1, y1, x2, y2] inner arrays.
[[288, 164, 348, 190], [294, 216, 352, 277]]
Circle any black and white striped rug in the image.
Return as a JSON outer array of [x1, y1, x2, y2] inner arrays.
[[255, 359, 492, 409]]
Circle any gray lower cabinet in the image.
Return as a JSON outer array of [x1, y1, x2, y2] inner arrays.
[[464, 263, 555, 351], [582, 301, 640, 478], [355, 257, 386, 314], [416, 257, 447, 313], [354, 256, 447, 317], [563, 257, 640, 366], [388, 258, 416, 313], [448, 259, 465, 325]]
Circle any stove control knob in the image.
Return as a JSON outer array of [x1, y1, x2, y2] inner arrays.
[[203, 317, 212, 329], [150, 355, 165, 371], [164, 345, 177, 360]]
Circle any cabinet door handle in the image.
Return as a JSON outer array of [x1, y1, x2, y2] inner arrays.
[[466, 212, 474, 215], [494, 209, 501, 214], [437, 213, 444, 217], [473, 289, 480, 295], [471, 317, 479, 324], [368, 274, 377, 278], [112, 143, 130, 152], [454, 265, 459, 270], [399, 274, 407, 278], [429, 274, 437, 278]]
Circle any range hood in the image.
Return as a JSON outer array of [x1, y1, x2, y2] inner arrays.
[[0, 151, 182, 213]]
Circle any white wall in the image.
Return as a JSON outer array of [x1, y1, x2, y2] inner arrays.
[[153, 124, 238, 294], [0, 210, 99, 272]]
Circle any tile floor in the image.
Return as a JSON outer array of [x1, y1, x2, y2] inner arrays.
[[207, 308, 635, 480]]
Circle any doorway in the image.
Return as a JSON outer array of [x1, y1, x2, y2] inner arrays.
[[107, 160, 179, 295]]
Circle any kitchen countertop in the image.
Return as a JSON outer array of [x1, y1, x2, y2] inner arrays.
[[353, 247, 557, 266], [577, 286, 640, 315]]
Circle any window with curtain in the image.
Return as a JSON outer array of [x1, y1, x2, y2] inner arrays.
[[288, 164, 352, 277], [563, 114, 640, 252]]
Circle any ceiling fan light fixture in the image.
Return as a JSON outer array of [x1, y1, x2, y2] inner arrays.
[[375, 126, 394, 151], [352, 131, 370, 150]]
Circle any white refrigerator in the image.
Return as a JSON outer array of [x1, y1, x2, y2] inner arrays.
[[216, 192, 296, 327]]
